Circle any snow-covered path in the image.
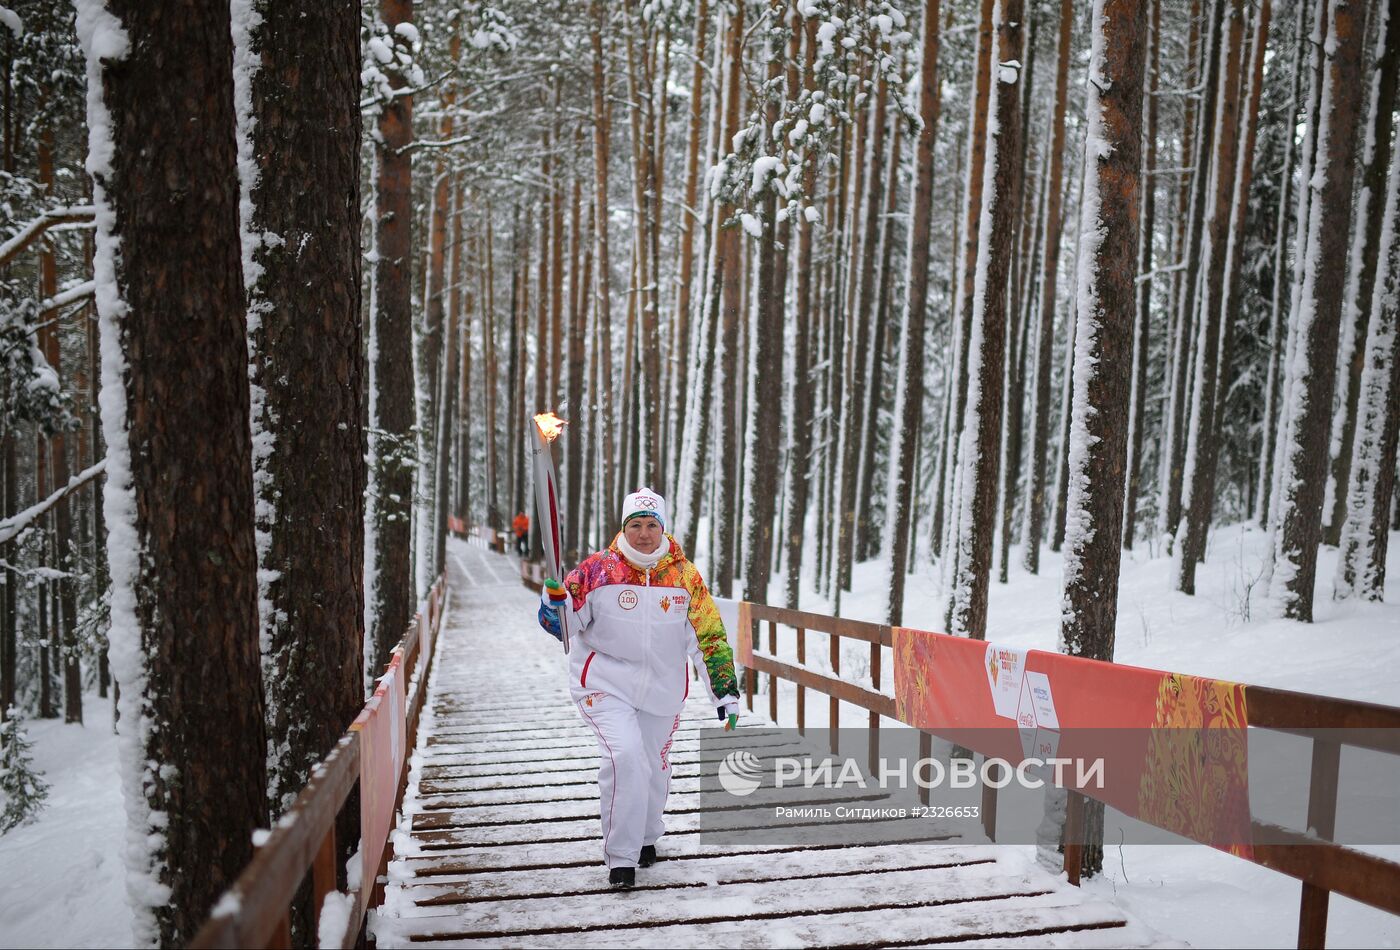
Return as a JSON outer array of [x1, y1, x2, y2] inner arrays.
[[369, 538, 1169, 948]]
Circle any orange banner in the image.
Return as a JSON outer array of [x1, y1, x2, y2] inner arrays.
[[892, 626, 1252, 857]]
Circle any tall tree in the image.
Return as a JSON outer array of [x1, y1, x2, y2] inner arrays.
[[235, 0, 364, 819], [741, 0, 787, 605], [1059, 0, 1147, 875], [1159, 0, 1223, 549], [365, 0, 417, 669], [589, 0, 617, 514], [76, 0, 267, 941], [1122, 0, 1160, 549], [939, 0, 995, 595], [886, 0, 942, 625], [1336, 131, 1400, 601], [1175, 0, 1246, 593], [667, 0, 711, 491], [1020, 0, 1073, 575], [1326, 0, 1398, 544], [1255, 1, 1311, 526], [948, 0, 1025, 639], [1269, 0, 1367, 622], [711, 0, 744, 598]]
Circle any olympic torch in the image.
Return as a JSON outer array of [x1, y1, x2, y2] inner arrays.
[[530, 411, 572, 653]]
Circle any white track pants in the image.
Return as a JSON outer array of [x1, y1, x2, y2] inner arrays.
[[574, 690, 682, 869]]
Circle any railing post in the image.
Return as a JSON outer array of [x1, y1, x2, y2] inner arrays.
[[869, 638, 881, 778], [918, 731, 932, 806], [829, 631, 840, 755], [1064, 789, 1084, 886], [745, 609, 756, 712], [768, 619, 779, 725], [1298, 737, 1341, 949], [796, 627, 806, 734], [981, 758, 1000, 841]]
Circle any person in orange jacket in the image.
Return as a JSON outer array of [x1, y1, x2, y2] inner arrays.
[[512, 511, 529, 556]]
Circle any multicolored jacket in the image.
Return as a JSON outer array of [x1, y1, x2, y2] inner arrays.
[[556, 534, 738, 715]]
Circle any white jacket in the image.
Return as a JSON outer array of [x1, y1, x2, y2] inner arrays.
[[559, 535, 739, 716]]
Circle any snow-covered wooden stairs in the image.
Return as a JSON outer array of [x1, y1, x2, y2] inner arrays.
[[369, 540, 1166, 948]]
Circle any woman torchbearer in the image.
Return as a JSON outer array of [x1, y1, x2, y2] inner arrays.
[[537, 487, 741, 888]]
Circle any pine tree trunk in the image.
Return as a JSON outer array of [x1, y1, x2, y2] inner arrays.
[[1123, 0, 1161, 550], [858, 120, 903, 564], [567, 200, 590, 565], [36, 131, 81, 725], [741, 4, 786, 604], [836, 73, 888, 600], [1256, 3, 1310, 526], [1326, 0, 1398, 545], [949, 0, 1025, 639], [241, 0, 364, 818], [668, 0, 710, 491], [82, 1, 267, 938], [1176, 0, 1246, 594], [886, 0, 943, 625], [712, 0, 744, 598], [1060, 0, 1147, 877], [416, 123, 450, 596], [1161, 0, 1224, 548], [366, 0, 417, 669], [482, 209, 501, 529], [589, 0, 618, 515], [940, 0, 996, 600], [0, 433, 13, 715], [464, 228, 481, 528], [1336, 127, 1400, 601], [1270, 0, 1368, 622], [1209, 0, 1272, 514], [1021, 0, 1072, 575]]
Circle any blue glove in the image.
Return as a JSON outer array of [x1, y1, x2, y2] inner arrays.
[[537, 578, 567, 642], [538, 602, 563, 641]]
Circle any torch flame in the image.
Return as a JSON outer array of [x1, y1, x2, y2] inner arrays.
[[533, 411, 568, 443]]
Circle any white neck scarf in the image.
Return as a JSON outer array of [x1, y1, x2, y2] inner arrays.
[[616, 531, 665, 571]]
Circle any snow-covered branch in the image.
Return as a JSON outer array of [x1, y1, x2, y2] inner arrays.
[[39, 279, 96, 314], [0, 206, 97, 268], [0, 460, 106, 547]]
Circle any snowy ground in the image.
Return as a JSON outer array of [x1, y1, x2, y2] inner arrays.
[[0, 693, 134, 949], [2, 523, 1397, 948]]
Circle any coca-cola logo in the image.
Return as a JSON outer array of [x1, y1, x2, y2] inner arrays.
[[618, 590, 639, 610]]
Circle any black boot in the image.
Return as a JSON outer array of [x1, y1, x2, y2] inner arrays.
[[609, 867, 635, 889], [639, 845, 657, 867]]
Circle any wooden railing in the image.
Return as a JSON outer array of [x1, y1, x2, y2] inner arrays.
[[738, 600, 1400, 950], [190, 576, 447, 949], [466, 523, 507, 554]]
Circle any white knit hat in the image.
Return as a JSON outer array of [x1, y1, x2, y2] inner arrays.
[[621, 486, 668, 530]]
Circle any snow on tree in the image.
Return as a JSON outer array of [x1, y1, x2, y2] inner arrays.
[[885, 0, 942, 625], [1268, 0, 1368, 622], [946, 0, 1024, 640], [77, 0, 269, 942], [364, 0, 420, 676], [232, 0, 367, 830], [1336, 115, 1400, 602], [1057, 0, 1146, 877]]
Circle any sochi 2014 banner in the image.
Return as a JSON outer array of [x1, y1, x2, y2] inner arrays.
[[892, 627, 1252, 858]]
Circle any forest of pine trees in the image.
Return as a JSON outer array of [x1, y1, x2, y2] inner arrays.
[[1, 0, 1398, 928]]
